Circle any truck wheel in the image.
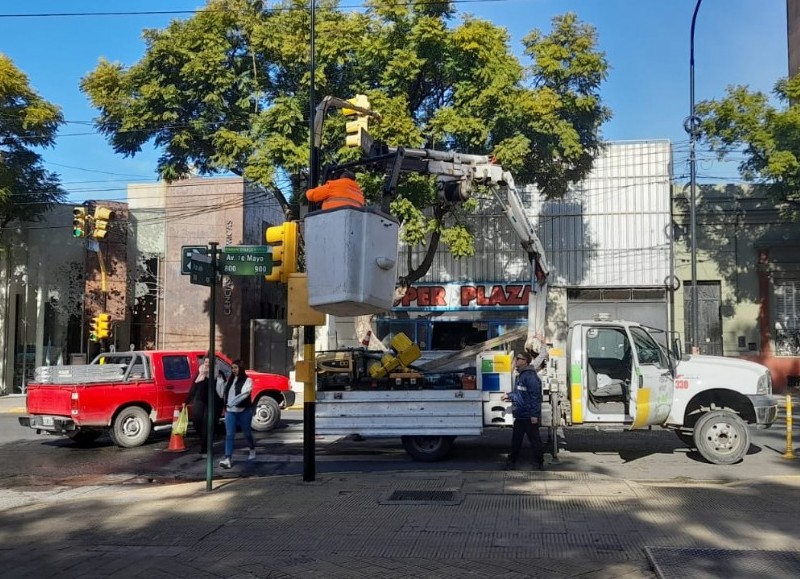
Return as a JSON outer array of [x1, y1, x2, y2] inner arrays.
[[693, 410, 750, 465], [67, 430, 102, 446], [401, 435, 455, 462], [251, 396, 280, 432], [109, 407, 152, 448]]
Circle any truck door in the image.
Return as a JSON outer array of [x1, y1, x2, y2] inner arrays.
[[157, 355, 194, 419], [627, 326, 673, 428]]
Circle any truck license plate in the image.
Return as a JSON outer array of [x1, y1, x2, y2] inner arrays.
[[42, 416, 54, 427]]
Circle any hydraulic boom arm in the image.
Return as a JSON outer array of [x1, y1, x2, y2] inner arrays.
[[342, 146, 550, 355]]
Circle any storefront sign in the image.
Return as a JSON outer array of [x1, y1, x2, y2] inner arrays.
[[395, 283, 531, 311]]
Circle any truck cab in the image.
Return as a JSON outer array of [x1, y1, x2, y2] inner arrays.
[[556, 317, 778, 464]]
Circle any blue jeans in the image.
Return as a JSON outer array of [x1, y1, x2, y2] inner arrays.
[[224, 408, 255, 458]]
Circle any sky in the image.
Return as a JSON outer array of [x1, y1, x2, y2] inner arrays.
[[0, 0, 790, 205]]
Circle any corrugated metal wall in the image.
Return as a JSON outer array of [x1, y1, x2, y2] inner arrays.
[[399, 141, 672, 288]]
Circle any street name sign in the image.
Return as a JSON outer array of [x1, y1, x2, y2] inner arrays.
[[181, 245, 209, 275], [190, 253, 214, 286], [221, 245, 272, 276]]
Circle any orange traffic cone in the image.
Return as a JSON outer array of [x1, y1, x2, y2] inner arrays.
[[361, 331, 372, 348], [166, 406, 188, 453]]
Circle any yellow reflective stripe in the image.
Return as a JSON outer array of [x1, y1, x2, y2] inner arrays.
[[631, 387, 651, 428], [570, 383, 583, 424]]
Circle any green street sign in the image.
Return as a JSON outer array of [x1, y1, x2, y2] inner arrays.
[[220, 246, 272, 276]]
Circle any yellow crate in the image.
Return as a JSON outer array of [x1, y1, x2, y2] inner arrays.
[[381, 355, 401, 373]]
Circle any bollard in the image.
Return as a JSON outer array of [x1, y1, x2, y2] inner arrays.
[[782, 394, 796, 460]]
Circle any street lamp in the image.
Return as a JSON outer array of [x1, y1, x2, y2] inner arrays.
[[684, 0, 703, 355]]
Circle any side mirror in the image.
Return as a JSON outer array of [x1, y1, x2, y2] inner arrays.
[[671, 338, 683, 361]]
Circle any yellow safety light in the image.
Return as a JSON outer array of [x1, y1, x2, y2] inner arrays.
[[264, 221, 298, 284], [92, 206, 115, 240]]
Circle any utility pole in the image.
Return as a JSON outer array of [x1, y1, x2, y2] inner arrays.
[[685, 0, 703, 354]]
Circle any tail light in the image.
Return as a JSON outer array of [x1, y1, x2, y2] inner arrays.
[[71, 392, 79, 415]]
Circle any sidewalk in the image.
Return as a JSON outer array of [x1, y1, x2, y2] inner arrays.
[[0, 394, 26, 414], [0, 467, 798, 578]]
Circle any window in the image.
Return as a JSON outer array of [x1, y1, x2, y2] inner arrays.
[[162, 356, 191, 380], [774, 279, 800, 356], [630, 327, 668, 369]]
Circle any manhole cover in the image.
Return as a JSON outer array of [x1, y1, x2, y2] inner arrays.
[[646, 547, 800, 579], [380, 490, 463, 505]]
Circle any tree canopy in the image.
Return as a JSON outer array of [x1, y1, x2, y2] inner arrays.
[[0, 53, 65, 231], [81, 0, 610, 281], [697, 75, 800, 220]]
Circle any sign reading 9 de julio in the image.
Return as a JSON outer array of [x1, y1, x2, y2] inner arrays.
[[394, 283, 531, 311]]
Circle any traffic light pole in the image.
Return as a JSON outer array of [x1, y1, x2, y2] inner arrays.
[[303, 0, 318, 483], [206, 242, 218, 492]]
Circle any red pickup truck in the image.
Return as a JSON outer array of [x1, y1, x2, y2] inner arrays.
[[18, 350, 294, 448]]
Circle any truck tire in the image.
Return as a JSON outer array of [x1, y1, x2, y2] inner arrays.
[[251, 395, 280, 432], [401, 435, 455, 462], [67, 430, 102, 446], [693, 410, 750, 465], [109, 406, 152, 448]]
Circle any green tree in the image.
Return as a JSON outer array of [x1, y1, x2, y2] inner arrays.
[[0, 53, 65, 231], [81, 0, 609, 282], [697, 75, 800, 219]]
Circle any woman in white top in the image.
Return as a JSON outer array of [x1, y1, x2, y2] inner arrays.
[[215, 359, 256, 469]]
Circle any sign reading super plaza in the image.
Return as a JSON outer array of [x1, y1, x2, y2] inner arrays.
[[394, 283, 531, 311]]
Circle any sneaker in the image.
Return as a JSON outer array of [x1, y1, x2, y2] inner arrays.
[[248, 448, 256, 461], [219, 457, 231, 469]]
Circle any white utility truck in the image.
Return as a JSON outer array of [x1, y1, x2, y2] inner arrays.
[[307, 109, 778, 465]]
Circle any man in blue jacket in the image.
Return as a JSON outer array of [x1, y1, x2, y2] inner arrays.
[[502, 351, 545, 470]]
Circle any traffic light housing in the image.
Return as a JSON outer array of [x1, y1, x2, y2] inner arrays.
[[92, 206, 114, 240], [89, 313, 112, 342], [72, 207, 87, 238], [264, 221, 298, 284], [343, 94, 371, 149], [96, 313, 112, 340]]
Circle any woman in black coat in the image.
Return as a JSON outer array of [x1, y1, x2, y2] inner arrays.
[[184, 357, 221, 455]]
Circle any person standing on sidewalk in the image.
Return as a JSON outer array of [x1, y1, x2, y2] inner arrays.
[[216, 359, 257, 469], [502, 351, 545, 471], [184, 356, 221, 457]]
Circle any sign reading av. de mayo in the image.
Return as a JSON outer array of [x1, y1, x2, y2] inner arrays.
[[221, 245, 272, 276], [181, 245, 208, 275]]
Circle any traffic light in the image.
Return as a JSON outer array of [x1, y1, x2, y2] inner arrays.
[[96, 313, 112, 340], [89, 313, 112, 342], [264, 221, 298, 284], [343, 94, 371, 149], [72, 207, 87, 238], [92, 206, 114, 240], [89, 315, 100, 342]]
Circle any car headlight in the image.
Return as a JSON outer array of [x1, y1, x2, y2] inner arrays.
[[757, 371, 772, 395]]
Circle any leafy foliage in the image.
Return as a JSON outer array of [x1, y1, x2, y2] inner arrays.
[[81, 0, 610, 281], [697, 75, 800, 219], [0, 53, 66, 231]]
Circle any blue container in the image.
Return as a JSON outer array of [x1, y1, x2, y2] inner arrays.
[[481, 373, 501, 391]]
